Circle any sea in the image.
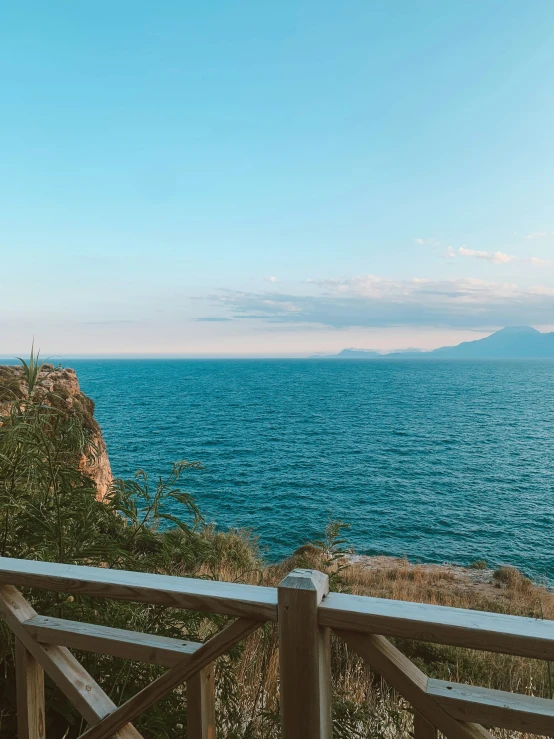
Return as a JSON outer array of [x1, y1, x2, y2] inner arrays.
[[58, 359, 554, 581]]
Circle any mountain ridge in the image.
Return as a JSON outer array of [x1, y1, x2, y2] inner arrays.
[[315, 326, 554, 359]]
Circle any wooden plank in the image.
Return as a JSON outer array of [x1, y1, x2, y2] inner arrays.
[[0, 557, 277, 621], [15, 638, 46, 739], [321, 592, 554, 660], [78, 617, 262, 739], [336, 629, 493, 739], [0, 585, 143, 739], [278, 569, 332, 739], [414, 712, 437, 739], [25, 615, 202, 667], [187, 665, 216, 739], [428, 678, 554, 735]]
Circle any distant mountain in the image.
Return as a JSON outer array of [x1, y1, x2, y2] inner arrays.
[[317, 327, 554, 359], [334, 348, 382, 358], [426, 326, 554, 358]]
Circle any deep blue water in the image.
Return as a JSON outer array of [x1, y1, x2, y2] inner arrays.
[[69, 359, 554, 580]]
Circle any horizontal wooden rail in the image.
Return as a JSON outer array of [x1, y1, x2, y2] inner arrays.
[[427, 679, 554, 735], [0, 556, 277, 621], [320, 592, 554, 660], [78, 617, 263, 739], [24, 615, 203, 667]]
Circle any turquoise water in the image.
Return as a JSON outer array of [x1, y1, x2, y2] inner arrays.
[[71, 359, 554, 580]]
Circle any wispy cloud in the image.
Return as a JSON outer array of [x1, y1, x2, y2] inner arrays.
[[83, 320, 137, 325], [458, 247, 514, 264], [525, 232, 550, 240], [265, 276, 278, 283], [208, 275, 554, 329], [418, 238, 542, 266], [455, 246, 549, 266]]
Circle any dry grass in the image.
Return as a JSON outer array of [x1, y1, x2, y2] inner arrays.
[[222, 551, 554, 737]]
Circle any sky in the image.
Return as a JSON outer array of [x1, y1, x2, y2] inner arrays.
[[2, 1, 554, 357]]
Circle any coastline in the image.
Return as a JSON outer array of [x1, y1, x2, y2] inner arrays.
[[341, 553, 554, 602]]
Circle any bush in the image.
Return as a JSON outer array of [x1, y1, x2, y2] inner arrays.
[[0, 353, 267, 738], [493, 566, 533, 593], [469, 560, 488, 570]]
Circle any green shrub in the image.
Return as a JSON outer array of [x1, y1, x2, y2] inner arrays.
[[469, 560, 488, 570], [0, 353, 266, 738]]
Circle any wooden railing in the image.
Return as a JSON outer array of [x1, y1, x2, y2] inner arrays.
[[1, 557, 554, 738]]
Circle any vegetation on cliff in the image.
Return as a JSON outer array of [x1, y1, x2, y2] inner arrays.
[[0, 355, 261, 737], [0, 358, 112, 498], [1, 355, 553, 738]]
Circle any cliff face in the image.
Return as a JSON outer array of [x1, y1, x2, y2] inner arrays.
[[0, 364, 113, 500]]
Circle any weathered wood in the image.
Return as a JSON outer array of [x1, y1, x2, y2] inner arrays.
[[6, 556, 554, 739], [278, 569, 332, 739], [187, 665, 216, 739], [25, 615, 202, 667], [414, 711, 437, 739], [428, 678, 554, 735], [0, 585, 143, 739], [336, 629, 493, 739], [0, 557, 277, 621], [322, 592, 554, 660], [15, 638, 46, 739], [78, 617, 262, 739]]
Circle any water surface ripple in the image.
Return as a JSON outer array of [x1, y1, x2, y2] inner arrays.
[[72, 359, 554, 580]]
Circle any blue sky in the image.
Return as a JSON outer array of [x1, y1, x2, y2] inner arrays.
[[2, 1, 554, 355]]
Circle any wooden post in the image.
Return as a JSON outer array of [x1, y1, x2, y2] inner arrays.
[[15, 638, 46, 739], [187, 665, 216, 739], [414, 712, 437, 739], [278, 569, 332, 739]]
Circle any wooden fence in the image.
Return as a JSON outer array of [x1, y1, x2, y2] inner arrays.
[[1, 557, 554, 738]]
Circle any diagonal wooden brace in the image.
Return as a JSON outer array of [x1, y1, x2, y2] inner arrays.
[[78, 616, 263, 739], [0, 584, 143, 739], [335, 629, 494, 739]]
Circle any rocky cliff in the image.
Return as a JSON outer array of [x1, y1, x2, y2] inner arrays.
[[0, 364, 112, 499]]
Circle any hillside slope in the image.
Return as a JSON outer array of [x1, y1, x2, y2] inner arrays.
[[429, 326, 554, 358]]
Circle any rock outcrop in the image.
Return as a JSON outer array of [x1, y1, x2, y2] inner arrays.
[[0, 364, 113, 500]]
